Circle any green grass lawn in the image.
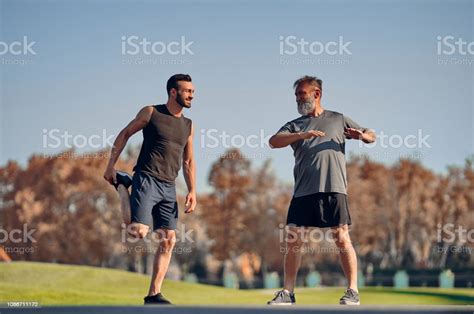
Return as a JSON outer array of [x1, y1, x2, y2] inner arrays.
[[0, 262, 473, 306]]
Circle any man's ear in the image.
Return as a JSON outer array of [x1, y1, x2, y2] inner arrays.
[[314, 89, 321, 99], [170, 88, 177, 98]]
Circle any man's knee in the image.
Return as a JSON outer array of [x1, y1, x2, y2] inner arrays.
[[155, 228, 176, 250], [286, 226, 307, 247], [331, 224, 351, 247], [128, 223, 149, 239]]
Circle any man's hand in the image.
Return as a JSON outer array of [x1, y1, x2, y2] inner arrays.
[[184, 192, 197, 214], [300, 130, 326, 139], [103, 167, 117, 185], [344, 127, 363, 140]]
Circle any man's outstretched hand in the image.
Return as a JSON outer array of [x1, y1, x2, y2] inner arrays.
[[344, 127, 363, 140]]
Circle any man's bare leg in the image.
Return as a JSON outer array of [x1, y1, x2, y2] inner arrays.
[[332, 224, 358, 291], [127, 222, 149, 239], [117, 185, 131, 225], [118, 177, 146, 239], [283, 226, 306, 293], [148, 228, 176, 296]]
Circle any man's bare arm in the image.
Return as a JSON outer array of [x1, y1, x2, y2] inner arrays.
[[269, 130, 326, 149], [182, 124, 196, 213], [344, 128, 376, 144], [103, 106, 153, 184]]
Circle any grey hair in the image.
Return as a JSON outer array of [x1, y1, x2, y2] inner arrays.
[[293, 75, 323, 91]]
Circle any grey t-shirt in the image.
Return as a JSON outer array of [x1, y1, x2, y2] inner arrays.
[[276, 110, 367, 197]]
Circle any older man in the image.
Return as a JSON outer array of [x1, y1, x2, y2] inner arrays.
[[267, 76, 376, 306]]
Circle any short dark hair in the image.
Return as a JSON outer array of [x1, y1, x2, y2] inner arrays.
[[293, 75, 323, 91], [166, 74, 192, 96]]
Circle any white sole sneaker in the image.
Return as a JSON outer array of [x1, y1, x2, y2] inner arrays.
[[340, 300, 360, 305], [267, 303, 294, 306]]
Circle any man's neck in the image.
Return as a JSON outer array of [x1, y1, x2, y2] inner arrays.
[[308, 103, 324, 117], [165, 100, 183, 117]]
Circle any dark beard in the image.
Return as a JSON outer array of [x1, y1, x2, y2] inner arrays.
[[176, 93, 191, 108]]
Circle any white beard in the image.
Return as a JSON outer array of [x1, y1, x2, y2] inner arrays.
[[297, 101, 315, 116]]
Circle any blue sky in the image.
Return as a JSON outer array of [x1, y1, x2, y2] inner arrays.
[[1, 0, 473, 192]]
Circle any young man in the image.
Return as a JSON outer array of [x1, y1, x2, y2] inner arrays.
[[103, 74, 197, 305], [267, 76, 376, 306]]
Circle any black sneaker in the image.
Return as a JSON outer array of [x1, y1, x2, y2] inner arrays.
[[113, 171, 133, 190], [144, 293, 173, 305], [339, 288, 360, 305], [267, 289, 295, 305]]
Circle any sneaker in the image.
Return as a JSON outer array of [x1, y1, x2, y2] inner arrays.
[[113, 171, 133, 190], [144, 293, 173, 305], [267, 289, 295, 305], [339, 288, 360, 305]]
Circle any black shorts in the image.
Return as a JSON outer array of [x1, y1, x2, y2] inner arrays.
[[286, 192, 351, 228], [130, 171, 178, 230]]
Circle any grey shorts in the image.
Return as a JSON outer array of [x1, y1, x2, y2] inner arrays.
[[130, 171, 178, 230]]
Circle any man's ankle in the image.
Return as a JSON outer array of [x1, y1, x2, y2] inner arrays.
[[348, 287, 358, 293], [148, 291, 161, 297]]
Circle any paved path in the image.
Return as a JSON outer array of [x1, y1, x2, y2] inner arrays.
[[2, 305, 474, 314]]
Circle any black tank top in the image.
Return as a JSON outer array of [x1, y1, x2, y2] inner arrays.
[[134, 104, 192, 182]]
